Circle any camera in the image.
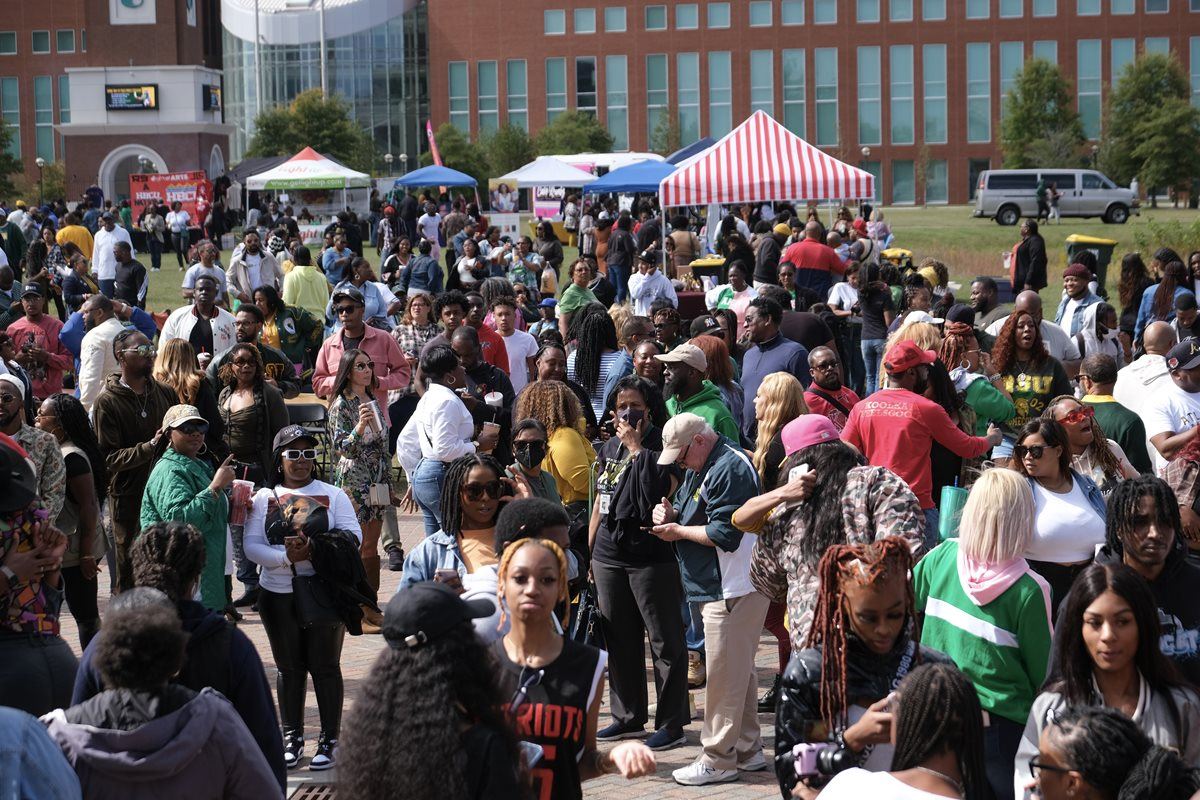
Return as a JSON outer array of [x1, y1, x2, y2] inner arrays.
[[793, 742, 857, 778]]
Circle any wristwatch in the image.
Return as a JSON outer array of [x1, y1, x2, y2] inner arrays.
[[0, 564, 16, 585]]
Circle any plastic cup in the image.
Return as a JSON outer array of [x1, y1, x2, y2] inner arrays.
[[229, 479, 254, 526], [484, 391, 504, 408]]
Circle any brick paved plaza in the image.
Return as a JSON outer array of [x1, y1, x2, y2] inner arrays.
[[57, 511, 782, 799]]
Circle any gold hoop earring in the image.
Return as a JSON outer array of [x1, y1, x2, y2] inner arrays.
[[446, 375, 456, 386]]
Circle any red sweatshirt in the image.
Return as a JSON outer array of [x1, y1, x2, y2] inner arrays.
[[841, 388, 991, 509]]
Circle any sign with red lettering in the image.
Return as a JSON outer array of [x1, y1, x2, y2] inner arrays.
[[128, 171, 212, 222]]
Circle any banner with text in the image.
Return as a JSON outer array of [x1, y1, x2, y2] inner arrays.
[[129, 171, 211, 223]]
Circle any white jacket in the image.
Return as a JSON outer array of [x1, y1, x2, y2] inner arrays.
[[78, 317, 127, 412], [160, 304, 237, 357]]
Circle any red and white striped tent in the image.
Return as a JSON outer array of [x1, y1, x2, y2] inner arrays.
[[658, 110, 875, 207]]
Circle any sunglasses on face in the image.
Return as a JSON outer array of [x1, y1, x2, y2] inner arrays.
[[353, 360, 375, 372], [174, 421, 209, 435], [232, 358, 257, 367], [120, 345, 157, 358], [1014, 444, 1050, 460], [282, 448, 320, 461], [1057, 406, 1095, 426], [335, 305, 359, 315], [811, 362, 839, 372], [462, 480, 501, 501]]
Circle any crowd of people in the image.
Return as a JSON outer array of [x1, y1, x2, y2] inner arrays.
[[2, 188, 1200, 800]]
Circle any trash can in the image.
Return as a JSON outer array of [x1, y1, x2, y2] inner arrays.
[[1065, 234, 1118, 298]]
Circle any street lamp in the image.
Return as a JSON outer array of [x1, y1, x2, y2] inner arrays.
[[398, 153, 408, 176], [861, 146, 871, 159], [1091, 144, 1100, 169], [34, 157, 45, 205], [383, 153, 393, 174]]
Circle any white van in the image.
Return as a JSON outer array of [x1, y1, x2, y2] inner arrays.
[[973, 169, 1139, 226]]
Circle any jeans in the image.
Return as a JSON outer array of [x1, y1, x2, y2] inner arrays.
[[412, 458, 447, 536], [171, 231, 189, 269], [838, 323, 866, 396], [983, 714, 1025, 800], [861, 338, 887, 396], [229, 523, 259, 591], [148, 238, 163, 271], [61, 564, 100, 649], [922, 507, 940, 552], [257, 588, 346, 735], [0, 633, 78, 717], [682, 599, 706, 657], [0, 707, 82, 800], [98, 279, 116, 299], [608, 262, 628, 304]]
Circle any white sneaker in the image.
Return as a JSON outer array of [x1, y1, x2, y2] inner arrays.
[[738, 751, 768, 772], [672, 760, 739, 786]]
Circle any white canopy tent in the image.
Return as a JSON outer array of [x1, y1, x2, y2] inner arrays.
[[245, 146, 372, 210], [495, 156, 598, 188]]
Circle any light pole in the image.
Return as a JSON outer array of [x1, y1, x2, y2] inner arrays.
[[34, 157, 45, 205], [384, 153, 393, 175], [399, 153, 408, 176], [860, 147, 872, 203], [1091, 143, 1099, 169]]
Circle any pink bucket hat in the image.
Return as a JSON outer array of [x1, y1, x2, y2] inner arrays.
[[781, 415, 840, 457]]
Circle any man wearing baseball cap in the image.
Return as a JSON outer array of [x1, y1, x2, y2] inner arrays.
[[1142, 337, 1200, 473], [649, 413, 767, 785], [312, 282, 410, 408], [1054, 261, 1101, 337], [628, 246, 677, 318], [657, 343, 739, 441], [842, 340, 1002, 546], [7, 282, 71, 400]]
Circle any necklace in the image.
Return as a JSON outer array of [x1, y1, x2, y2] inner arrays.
[[914, 766, 963, 797], [134, 387, 150, 418]]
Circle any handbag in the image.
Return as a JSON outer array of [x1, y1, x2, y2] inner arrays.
[[290, 564, 342, 628], [569, 581, 605, 649]]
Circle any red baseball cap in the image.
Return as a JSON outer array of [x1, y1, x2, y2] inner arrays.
[[884, 340, 937, 374]]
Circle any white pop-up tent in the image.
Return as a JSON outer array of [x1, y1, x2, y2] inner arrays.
[[245, 146, 372, 209], [495, 155, 598, 188]]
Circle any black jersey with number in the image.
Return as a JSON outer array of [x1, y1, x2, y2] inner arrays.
[[491, 637, 607, 800]]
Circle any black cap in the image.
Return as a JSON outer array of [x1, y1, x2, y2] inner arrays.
[[331, 285, 365, 306], [20, 283, 43, 298], [100, 211, 114, 220], [0, 441, 38, 513], [1167, 338, 1200, 372], [689, 315, 721, 338], [1176, 293, 1198, 311], [272, 424, 315, 452], [637, 246, 657, 263], [382, 581, 494, 650], [945, 303, 975, 326]]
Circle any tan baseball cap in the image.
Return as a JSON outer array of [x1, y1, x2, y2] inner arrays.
[[655, 342, 707, 372], [658, 413, 711, 465]]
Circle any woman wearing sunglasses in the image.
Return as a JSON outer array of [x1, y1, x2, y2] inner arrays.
[[244, 424, 362, 772], [1008, 419, 1107, 614], [1014, 562, 1200, 797], [140, 404, 235, 613], [398, 452, 531, 591], [1043, 395, 1137, 494]]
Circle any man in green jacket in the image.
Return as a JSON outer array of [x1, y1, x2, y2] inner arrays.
[[658, 343, 740, 442], [0, 210, 26, 279]]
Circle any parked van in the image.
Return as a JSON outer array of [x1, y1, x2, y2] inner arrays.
[[973, 169, 1138, 226]]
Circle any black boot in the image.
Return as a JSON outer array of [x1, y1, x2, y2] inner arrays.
[[386, 545, 405, 572], [282, 728, 304, 770], [310, 730, 338, 771], [232, 587, 259, 608], [758, 674, 781, 713]]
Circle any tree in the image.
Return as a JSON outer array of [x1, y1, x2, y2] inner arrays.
[[0, 126, 23, 199], [1000, 59, 1086, 169], [1101, 53, 1200, 198], [484, 124, 535, 176], [245, 89, 375, 172], [419, 123, 491, 192], [534, 111, 614, 156], [650, 115, 682, 157], [15, 160, 65, 204]]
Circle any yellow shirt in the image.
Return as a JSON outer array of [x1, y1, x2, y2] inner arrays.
[[545, 426, 596, 504], [282, 264, 331, 321], [56, 225, 94, 260], [262, 316, 282, 350]]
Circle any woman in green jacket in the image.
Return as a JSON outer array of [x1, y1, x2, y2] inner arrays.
[[939, 316, 1016, 435], [254, 285, 323, 377], [140, 404, 236, 612]]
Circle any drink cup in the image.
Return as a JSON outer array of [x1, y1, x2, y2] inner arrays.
[[229, 479, 254, 526], [484, 391, 504, 408]]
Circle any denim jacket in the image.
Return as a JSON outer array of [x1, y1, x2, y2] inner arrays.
[[397, 530, 466, 591], [1053, 291, 1101, 337]]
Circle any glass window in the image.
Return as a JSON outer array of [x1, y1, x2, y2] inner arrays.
[[34, 75, 52, 161], [1145, 37, 1170, 55], [1077, 0, 1100, 12], [924, 43, 948, 143], [646, 54, 668, 142], [57, 74, 69, 124], [645, 4, 668, 28], [890, 0, 913, 19], [1033, 40, 1057, 63], [676, 3, 700, 27], [1112, 39, 1135, 84], [0, 33, 14, 56], [782, 49, 806, 136], [926, 160, 948, 204], [892, 160, 915, 204], [858, 47, 881, 145], [750, 50, 774, 115], [1000, 41, 1023, 118], [966, 43, 991, 143], [477, 61, 498, 134], [55, 30, 74, 54], [546, 58, 567, 122], [782, 0, 806, 23], [815, 47, 838, 145], [1077, 39, 1101, 138], [576, 57, 597, 115], [1032, 0, 1056, 13], [1192, 38, 1200, 108], [859, 0, 881, 20], [31, 30, 49, 54], [544, 9, 566, 34], [604, 6, 627, 31], [814, 0, 837, 21], [80, 29, 85, 51], [922, 0, 946, 18], [709, 51, 732, 136], [677, 53, 700, 144], [890, 46, 914, 144], [506, 60, 528, 131], [1000, 0, 1022, 14], [1111, 0, 1133, 11], [1, 77, 18, 158], [707, 1, 731, 26], [966, 0, 989, 17], [605, 55, 628, 148], [448, 61, 469, 133], [1146, 0, 1168, 10], [574, 8, 597, 32], [749, 1, 773, 24]]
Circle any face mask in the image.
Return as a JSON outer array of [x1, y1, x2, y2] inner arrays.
[[514, 441, 547, 470]]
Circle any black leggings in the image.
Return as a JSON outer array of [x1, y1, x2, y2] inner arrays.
[[61, 565, 100, 648], [257, 587, 346, 736]]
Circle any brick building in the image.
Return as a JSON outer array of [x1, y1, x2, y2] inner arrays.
[[426, 0, 1200, 205], [0, 0, 228, 201]]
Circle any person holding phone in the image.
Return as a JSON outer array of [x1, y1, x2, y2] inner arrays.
[[244, 424, 362, 772]]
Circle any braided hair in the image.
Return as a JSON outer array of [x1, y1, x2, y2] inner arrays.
[[130, 521, 206, 603], [890, 663, 989, 800], [44, 393, 107, 499], [1043, 395, 1123, 486], [806, 537, 918, 731], [496, 537, 570, 632], [1105, 475, 1182, 559], [439, 453, 504, 540], [572, 310, 618, 395]]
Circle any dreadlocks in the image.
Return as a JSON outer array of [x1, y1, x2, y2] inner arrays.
[[496, 537, 570, 631], [890, 663, 989, 800], [1042, 395, 1124, 486], [806, 537, 918, 731], [1105, 475, 1182, 557], [572, 310, 619, 395], [130, 521, 206, 603], [439, 453, 504, 540]]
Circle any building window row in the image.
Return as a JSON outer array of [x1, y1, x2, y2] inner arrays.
[[0, 74, 69, 161], [0, 29, 81, 55]]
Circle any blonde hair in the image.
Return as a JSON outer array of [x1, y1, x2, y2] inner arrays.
[[514, 380, 585, 436], [496, 538, 570, 631], [958, 468, 1035, 564], [608, 304, 632, 346], [880, 322, 943, 388], [153, 339, 205, 405], [752, 372, 808, 480]]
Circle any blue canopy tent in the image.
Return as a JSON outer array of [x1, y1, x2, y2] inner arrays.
[[392, 164, 478, 187], [665, 137, 715, 165], [583, 160, 677, 194]]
